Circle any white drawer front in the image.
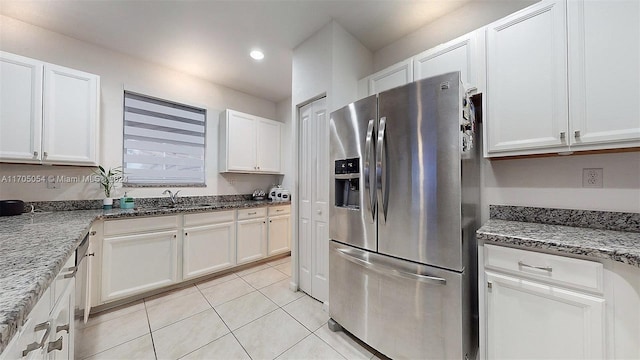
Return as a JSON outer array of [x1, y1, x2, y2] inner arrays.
[[268, 205, 290, 216], [237, 207, 267, 220], [184, 210, 235, 227], [485, 244, 603, 293], [104, 215, 179, 236]]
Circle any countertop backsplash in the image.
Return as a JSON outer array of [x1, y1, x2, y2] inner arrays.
[[489, 205, 640, 233], [23, 194, 257, 212]]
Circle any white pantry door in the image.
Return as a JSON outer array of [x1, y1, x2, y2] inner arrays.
[[298, 97, 329, 302]]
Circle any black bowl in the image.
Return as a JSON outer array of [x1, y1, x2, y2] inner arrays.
[[0, 200, 25, 216]]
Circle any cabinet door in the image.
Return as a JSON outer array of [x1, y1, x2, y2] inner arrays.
[[256, 118, 281, 173], [486, 271, 605, 359], [226, 111, 257, 172], [368, 58, 413, 95], [42, 64, 99, 166], [268, 215, 290, 256], [101, 230, 178, 301], [47, 282, 75, 360], [486, 0, 569, 156], [413, 31, 477, 87], [567, 0, 640, 149], [183, 222, 236, 280], [0, 51, 43, 163], [236, 218, 267, 264]]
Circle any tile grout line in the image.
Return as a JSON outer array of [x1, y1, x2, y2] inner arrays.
[[196, 285, 254, 360], [272, 332, 318, 359], [143, 300, 159, 360]]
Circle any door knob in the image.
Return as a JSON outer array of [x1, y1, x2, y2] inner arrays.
[[317, 209, 322, 215]]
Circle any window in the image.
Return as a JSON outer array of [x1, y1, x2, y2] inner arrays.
[[123, 91, 206, 186]]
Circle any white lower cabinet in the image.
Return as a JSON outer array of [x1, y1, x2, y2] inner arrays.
[[236, 208, 268, 265], [183, 211, 236, 280], [267, 206, 291, 256], [96, 206, 290, 306], [486, 271, 604, 359], [101, 230, 179, 302], [483, 244, 606, 359]]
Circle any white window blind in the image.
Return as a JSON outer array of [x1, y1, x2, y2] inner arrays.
[[123, 91, 206, 186]]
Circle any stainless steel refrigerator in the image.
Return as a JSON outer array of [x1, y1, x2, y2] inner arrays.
[[328, 72, 480, 360]]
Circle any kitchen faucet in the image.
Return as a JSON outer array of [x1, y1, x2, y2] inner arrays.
[[162, 189, 181, 206]]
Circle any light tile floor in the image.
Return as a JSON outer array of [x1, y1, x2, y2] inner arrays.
[[79, 256, 384, 360]]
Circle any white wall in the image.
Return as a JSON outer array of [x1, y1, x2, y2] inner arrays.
[[0, 15, 280, 201], [484, 152, 640, 214], [289, 20, 373, 291], [330, 23, 373, 112], [277, 97, 293, 191]]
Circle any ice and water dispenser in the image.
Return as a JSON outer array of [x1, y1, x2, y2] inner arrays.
[[334, 158, 360, 209]]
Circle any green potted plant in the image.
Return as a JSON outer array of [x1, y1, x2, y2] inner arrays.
[[94, 166, 123, 209]]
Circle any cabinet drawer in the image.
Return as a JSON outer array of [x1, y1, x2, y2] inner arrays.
[[485, 244, 603, 293], [268, 205, 290, 216], [104, 215, 179, 236], [184, 210, 234, 227], [237, 207, 267, 220]]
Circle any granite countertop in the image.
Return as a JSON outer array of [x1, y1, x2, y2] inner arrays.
[[478, 219, 640, 268], [0, 200, 289, 354]]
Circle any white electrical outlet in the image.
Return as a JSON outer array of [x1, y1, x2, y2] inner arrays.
[[582, 168, 603, 188], [46, 177, 60, 189]]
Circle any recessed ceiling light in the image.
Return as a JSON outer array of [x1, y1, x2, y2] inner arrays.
[[250, 50, 264, 60]]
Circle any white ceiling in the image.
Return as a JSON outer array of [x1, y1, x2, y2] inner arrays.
[[0, 0, 476, 103]]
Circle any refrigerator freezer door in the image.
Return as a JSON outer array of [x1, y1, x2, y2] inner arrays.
[[377, 72, 464, 271], [329, 241, 472, 359], [329, 95, 377, 251]]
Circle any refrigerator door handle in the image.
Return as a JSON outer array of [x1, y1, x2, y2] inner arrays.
[[364, 119, 376, 222], [376, 117, 388, 222], [335, 247, 447, 286]]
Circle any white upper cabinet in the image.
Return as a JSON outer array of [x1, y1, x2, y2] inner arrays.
[[413, 30, 481, 89], [567, 0, 640, 150], [0, 51, 100, 166], [485, 0, 639, 157], [43, 64, 99, 165], [367, 58, 413, 95], [485, 0, 569, 156], [0, 52, 43, 163], [219, 109, 282, 174], [256, 118, 281, 173]]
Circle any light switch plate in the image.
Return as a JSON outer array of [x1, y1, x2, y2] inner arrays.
[[582, 168, 603, 188]]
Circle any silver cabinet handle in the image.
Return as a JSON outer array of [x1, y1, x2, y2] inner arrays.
[[364, 119, 376, 222], [22, 321, 51, 356], [43, 151, 48, 158], [47, 336, 63, 353], [560, 132, 566, 140], [574, 130, 581, 138], [63, 266, 78, 279], [90, 230, 97, 236], [518, 261, 552, 272], [248, 211, 257, 215], [56, 324, 69, 334], [276, 209, 284, 212], [33, 151, 39, 157], [336, 248, 446, 286], [317, 209, 322, 215]]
